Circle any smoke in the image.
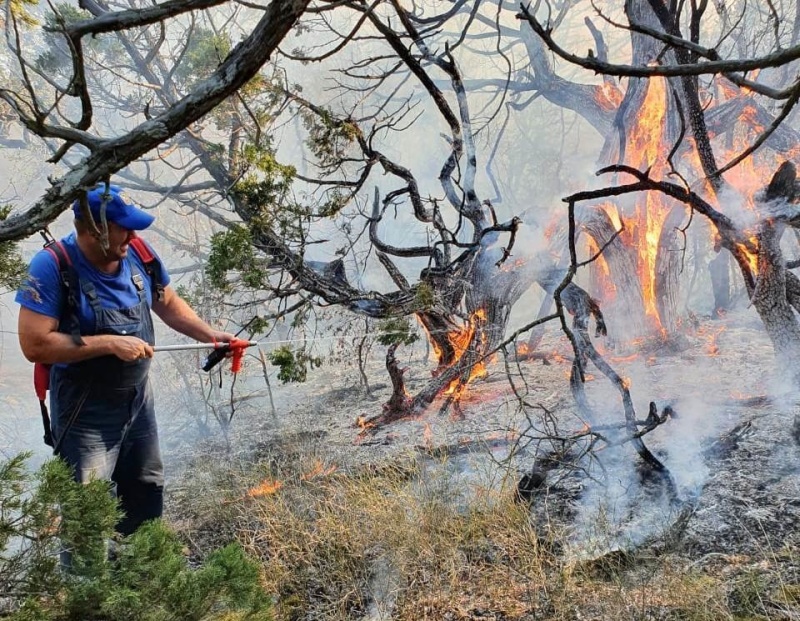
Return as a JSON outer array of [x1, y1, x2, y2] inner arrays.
[[563, 324, 756, 556]]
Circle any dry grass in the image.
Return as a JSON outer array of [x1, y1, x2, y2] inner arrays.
[[168, 441, 798, 621]]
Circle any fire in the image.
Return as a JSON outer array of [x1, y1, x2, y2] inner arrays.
[[735, 239, 759, 275], [594, 80, 623, 112], [586, 233, 616, 302], [581, 64, 787, 337], [440, 309, 489, 399], [499, 257, 527, 273], [551, 351, 568, 364], [301, 459, 337, 481], [609, 353, 639, 364], [603, 202, 623, 232], [443, 308, 486, 363], [356, 415, 375, 431], [247, 479, 283, 498], [621, 75, 673, 331], [700, 325, 726, 356]]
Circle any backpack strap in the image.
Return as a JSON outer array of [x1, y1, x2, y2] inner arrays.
[[129, 236, 165, 302], [43, 240, 84, 347], [36, 238, 84, 449]]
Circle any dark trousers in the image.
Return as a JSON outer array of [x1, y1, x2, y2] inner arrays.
[[51, 372, 164, 536]]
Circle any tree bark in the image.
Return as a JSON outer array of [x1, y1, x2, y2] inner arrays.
[[655, 204, 688, 334], [577, 204, 647, 339]]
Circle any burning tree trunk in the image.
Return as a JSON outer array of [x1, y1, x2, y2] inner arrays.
[[577, 204, 646, 339], [565, 3, 695, 341], [655, 204, 689, 335]]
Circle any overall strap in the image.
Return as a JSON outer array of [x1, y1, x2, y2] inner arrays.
[[128, 261, 148, 304]]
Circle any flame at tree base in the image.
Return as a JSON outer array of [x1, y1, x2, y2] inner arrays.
[[418, 308, 490, 402]]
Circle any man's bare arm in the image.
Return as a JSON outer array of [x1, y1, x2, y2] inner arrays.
[[151, 286, 232, 343], [18, 307, 153, 364]]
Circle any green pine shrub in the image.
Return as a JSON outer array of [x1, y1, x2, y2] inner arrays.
[[0, 453, 271, 621]]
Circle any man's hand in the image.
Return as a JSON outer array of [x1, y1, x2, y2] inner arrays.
[[18, 307, 153, 365], [209, 330, 237, 357], [109, 336, 154, 362], [210, 330, 236, 344]]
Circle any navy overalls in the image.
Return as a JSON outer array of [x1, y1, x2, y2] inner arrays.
[[49, 250, 164, 536]]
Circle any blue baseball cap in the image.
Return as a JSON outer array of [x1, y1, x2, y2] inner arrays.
[[73, 184, 155, 230]]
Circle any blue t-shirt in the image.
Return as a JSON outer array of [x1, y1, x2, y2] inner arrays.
[[15, 232, 171, 335]]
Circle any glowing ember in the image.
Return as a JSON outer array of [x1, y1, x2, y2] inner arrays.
[[356, 415, 375, 431], [609, 353, 639, 364], [707, 327, 726, 356], [499, 257, 527, 273]]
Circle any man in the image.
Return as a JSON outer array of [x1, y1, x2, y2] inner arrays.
[[16, 183, 233, 535]]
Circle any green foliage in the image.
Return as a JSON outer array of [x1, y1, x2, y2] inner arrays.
[[376, 317, 419, 347], [231, 144, 306, 243], [206, 225, 270, 293], [43, 3, 87, 27], [174, 283, 200, 310], [0, 453, 271, 621], [173, 29, 232, 88], [267, 345, 321, 384], [415, 282, 435, 310], [0, 205, 26, 290], [315, 189, 350, 218], [298, 107, 360, 171]]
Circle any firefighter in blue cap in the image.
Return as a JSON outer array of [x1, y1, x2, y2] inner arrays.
[[15, 183, 234, 536]]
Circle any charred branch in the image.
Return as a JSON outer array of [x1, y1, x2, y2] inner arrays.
[[559, 198, 679, 497]]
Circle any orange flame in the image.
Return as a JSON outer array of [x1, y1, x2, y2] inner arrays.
[[703, 325, 726, 357], [609, 353, 639, 364], [735, 234, 760, 275], [356, 415, 375, 431], [247, 479, 283, 498], [442, 309, 489, 399], [586, 233, 616, 302], [622, 76, 672, 331], [301, 460, 337, 481], [594, 81, 624, 112]]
